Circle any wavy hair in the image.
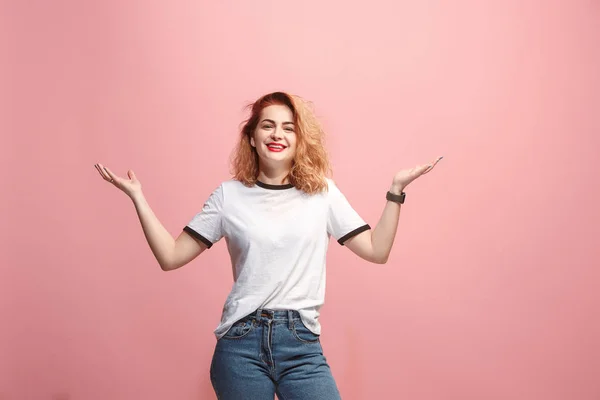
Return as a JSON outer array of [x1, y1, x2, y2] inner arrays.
[[230, 92, 331, 194]]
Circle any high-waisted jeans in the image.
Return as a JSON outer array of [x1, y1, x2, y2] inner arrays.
[[210, 309, 341, 400]]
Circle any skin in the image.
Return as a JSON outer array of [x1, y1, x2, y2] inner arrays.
[[94, 104, 442, 269]]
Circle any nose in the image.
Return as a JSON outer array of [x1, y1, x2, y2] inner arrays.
[[270, 126, 284, 140]]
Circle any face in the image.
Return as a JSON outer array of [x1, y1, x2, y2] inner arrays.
[[250, 104, 297, 169]]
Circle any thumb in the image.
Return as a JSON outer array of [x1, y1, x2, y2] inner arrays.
[[128, 170, 137, 181]]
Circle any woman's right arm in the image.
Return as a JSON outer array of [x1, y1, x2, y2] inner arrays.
[[95, 163, 206, 271], [131, 193, 208, 271]]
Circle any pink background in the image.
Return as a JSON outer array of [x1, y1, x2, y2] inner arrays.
[[2, 1, 599, 399]]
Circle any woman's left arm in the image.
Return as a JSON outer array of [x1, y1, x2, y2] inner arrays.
[[344, 156, 443, 264]]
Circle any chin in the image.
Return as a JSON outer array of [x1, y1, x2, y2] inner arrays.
[[261, 155, 294, 167]]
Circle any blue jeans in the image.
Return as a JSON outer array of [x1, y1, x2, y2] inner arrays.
[[210, 309, 342, 400]]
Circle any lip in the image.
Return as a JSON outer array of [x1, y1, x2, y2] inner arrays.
[[266, 143, 287, 152]]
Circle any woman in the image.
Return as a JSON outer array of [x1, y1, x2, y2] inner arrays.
[[94, 91, 442, 399]]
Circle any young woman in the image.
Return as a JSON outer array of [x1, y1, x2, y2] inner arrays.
[[94, 92, 442, 399]]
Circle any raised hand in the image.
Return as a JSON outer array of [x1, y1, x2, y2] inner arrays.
[[391, 156, 443, 192], [94, 163, 142, 199]]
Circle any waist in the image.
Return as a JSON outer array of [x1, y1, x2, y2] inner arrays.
[[244, 308, 302, 322]]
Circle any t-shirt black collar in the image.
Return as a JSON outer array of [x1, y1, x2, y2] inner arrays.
[[255, 180, 294, 190]]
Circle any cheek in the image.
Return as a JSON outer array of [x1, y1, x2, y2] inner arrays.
[[250, 129, 263, 147], [252, 130, 266, 147]]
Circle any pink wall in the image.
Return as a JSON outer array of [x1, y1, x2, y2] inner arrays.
[[2, 1, 599, 399]]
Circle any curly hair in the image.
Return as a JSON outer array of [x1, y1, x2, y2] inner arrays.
[[230, 92, 331, 194]]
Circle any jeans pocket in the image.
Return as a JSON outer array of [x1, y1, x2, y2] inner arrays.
[[291, 319, 320, 344], [222, 318, 255, 340]]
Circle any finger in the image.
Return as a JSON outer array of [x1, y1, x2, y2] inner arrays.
[[97, 163, 117, 184], [419, 164, 432, 174], [102, 166, 119, 184], [94, 164, 111, 181], [422, 156, 443, 175]]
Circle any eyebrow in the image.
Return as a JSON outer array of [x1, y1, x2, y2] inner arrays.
[[260, 119, 294, 125]]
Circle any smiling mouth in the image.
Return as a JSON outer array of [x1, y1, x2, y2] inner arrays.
[[266, 144, 286, 152]]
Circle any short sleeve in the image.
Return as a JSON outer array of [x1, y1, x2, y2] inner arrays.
[[327, 179, 371, 245], [183, 184, 224, 249]]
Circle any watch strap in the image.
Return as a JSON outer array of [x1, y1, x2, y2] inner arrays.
[[386, 191, 406, 204]]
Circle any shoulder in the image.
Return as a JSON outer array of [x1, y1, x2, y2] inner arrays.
[[325, 177, 342, 195], [202, 180, 238, 202], [219, 178, 252, 194], [216, 179, 257, 202], [220, 179, 241, 188], [200, 180, 240, 210], [326, 177, 339, 185]]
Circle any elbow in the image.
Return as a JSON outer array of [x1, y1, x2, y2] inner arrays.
[[371, 254, 389, 265], [159, 259, 178, 272], [159, 262, 172, 271]]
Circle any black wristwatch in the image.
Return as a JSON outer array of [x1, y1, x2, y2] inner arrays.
[[386, 191, 406, 204]]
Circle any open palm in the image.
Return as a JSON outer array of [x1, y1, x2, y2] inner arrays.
[[393, 156, 443, 190], [94, 163, 142, 198]]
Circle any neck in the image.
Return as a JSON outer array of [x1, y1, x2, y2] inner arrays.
[[257, 164, 291, 185]]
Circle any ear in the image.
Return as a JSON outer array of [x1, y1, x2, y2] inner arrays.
[[250, 136, 255, 148]]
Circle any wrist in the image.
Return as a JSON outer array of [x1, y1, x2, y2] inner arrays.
[[389, 184, 405, 195], [130, 190, 146, 204]]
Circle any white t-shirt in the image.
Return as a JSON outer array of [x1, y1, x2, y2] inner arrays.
[[184, 178, 370, 339]]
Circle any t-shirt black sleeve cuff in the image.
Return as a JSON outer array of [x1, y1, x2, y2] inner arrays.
[[183, 226, 213, 249], [338, 224, 371, 246]]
